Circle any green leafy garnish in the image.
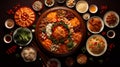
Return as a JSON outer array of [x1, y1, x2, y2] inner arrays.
[[14, 28, 32, 45], [67, 41, 74, 48]]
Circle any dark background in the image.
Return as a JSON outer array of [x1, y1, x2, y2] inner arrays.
[[0, 0, 120, 66]]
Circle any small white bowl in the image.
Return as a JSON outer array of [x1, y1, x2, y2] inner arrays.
[[107, 30, 115, 39], [45, 0, 55, 7], [32, 0, 43, 11], [76, 0, 89, 13], [5, 19, 15, 29], [83, 13, 90, 20], [4, 34, 12, 43], [89, 4, 98, 14], [103, 11, 119, 28], [66, 0, 76, 8]]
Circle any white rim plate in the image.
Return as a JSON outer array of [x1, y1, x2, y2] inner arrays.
[[86, 34, 107, 56], [5, 19, 15, 29], [107, 30, 116, 39], [103, 11, 119, 28], [76, 0, 89, 13], [66, 0, 76, 8], [87, 16, 104, 34], [21, 47, 37, 62], [32, 0, 43, 11], [45, 0, 55, 7], [3, 34, 12, 43], [89, 4, 98, 14]]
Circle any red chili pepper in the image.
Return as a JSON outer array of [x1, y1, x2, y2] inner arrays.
[[94, 42, 97, 46], [102, 31, 106, 36], [100, 5, 108, 14]]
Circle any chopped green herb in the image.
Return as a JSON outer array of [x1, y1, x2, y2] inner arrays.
[[67, 41, 73, 48]]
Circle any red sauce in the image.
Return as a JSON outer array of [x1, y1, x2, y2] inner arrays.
[[5, 35, 11, 42], [108, 31, 114, 37]]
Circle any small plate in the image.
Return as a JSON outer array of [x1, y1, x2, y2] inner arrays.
[[45, 0, 55, 7], [32, 0, 43, 11], [83, 13, 90, 20], [86, 34, 107, 56], [66, 0, 76, 8], [76, 0, 89, 13], [77, 54, 87, 64], [103, 11, 119, 28], [107, 30, 115, 39], [87, 16, 104, 34], [21, 47, 37, 62], [13, 27, 33, 46], [47, 58, 61, 67]]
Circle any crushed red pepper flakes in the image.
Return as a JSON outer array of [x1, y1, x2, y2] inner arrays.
[[7, 9, 14, 15], [13, 4, 20, 10], [100, 5, 108, 14], [7, 4, 21, 15], [6, 45, 18, 55], [102, 31, 106, 36], [108, 43, 115, 51], [10, 31, 13, 35]]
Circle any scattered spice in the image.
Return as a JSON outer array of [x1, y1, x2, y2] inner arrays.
[[6, 45, 17, 55], [100, 5, 108, 14], [7, 4, 21, 15], [102, 31, 106, 36], [108, 43, 115, 51]]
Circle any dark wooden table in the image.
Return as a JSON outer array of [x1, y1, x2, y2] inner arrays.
[[0, 0, 120, 66]]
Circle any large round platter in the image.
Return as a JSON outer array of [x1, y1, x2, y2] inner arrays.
[[35, 7, 86, 56], [86, 34, 107, 56]]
